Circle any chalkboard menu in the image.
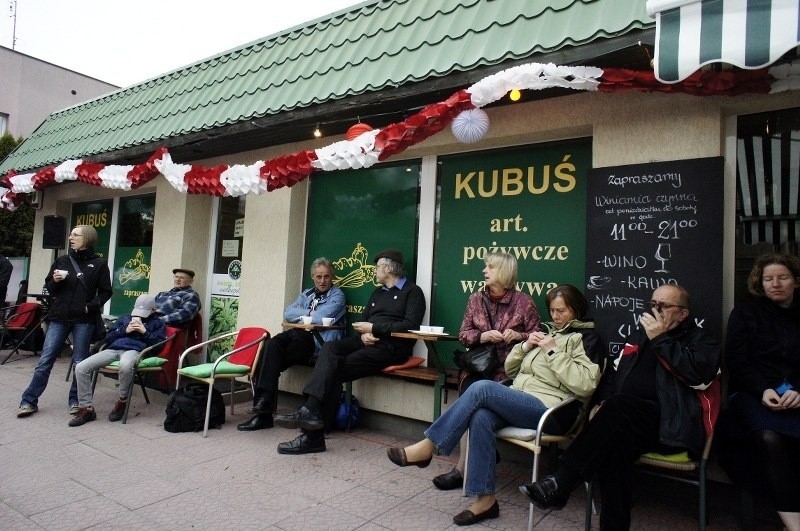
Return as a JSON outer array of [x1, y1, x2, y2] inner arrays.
[[585, 157, 724, 357]]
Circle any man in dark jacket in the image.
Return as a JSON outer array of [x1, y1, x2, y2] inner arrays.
[[70, 294, 166, 426], [274, 249, 426, 454], [519, 284, 721, 530]]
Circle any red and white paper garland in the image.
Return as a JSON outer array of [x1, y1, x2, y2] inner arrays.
[[0, 61, 776, 211]]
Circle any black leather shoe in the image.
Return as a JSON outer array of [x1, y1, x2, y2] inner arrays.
[[246, 396, 270, 415], [273, 406, 323, 431], [386, 447, 432, 468], [452, 500, 499, 526], [519, 475, 570, 510], [277, 432, 326, 454], [237, 414, 273, 431], [432, 467, 463, 490]]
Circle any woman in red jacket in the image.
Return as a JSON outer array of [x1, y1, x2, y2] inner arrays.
[[433, 251, 541, 491]]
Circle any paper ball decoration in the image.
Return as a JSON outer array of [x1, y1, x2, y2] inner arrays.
[[451, 108, 490, 144], [345, 122, 373, 141]]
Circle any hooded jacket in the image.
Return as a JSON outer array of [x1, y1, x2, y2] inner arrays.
[[504, 319, 602, 408], [44, 248, 112, 323], [104, 314, 167, 352]]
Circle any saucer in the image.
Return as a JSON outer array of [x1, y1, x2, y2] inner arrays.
[[409, 330, 449, 336]]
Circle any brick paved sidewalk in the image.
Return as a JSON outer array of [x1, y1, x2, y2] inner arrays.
[[0, 351, 772, 530]]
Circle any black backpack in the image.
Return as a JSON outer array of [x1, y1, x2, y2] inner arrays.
[[164, 383, 226, 432]]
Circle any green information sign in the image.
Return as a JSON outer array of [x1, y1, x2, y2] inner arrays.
[[434, 139, 592, 347], [305, 163, 421, 326]]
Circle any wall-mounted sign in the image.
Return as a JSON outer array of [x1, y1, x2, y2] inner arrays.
[[434, 139, 592, 342], [585, 157, 724, 356]]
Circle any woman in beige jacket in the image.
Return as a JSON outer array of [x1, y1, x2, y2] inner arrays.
[[386, 284, 603, 526]]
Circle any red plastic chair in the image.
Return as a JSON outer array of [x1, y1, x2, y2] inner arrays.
[[0, 302, 43, 364], [176, 326, 269, 436], [151, 313, 204, 391]]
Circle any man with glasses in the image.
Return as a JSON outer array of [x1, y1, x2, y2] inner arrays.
[[519, 284, 721, 530], [154, 268, 201, 326], [274, 248, 426, 454]]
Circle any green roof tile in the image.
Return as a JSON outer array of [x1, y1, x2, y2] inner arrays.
[[1, 0, 652, 173]]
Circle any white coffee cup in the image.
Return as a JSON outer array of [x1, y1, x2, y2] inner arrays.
[[419, 325, 433, 333], [430, 326, 445, 334], [301, 316, 313, 324], [322, 317, 334, 326], [54, 269, 69, 277]]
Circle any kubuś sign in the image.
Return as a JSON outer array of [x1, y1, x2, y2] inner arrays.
[[585, 157, 724, 355], [435, 139, 592, 340]]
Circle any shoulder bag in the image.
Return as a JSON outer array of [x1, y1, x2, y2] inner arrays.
[[68, 255, 107, 342], [453, 296, 500, 379]]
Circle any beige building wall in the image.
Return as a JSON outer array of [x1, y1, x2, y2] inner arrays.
[[26, 88, 798, 421]]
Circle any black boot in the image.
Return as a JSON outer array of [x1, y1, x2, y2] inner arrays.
[[237, 413, 273, 431]]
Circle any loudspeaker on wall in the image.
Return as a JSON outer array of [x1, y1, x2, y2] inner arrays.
[[42, 215, 67, 249]]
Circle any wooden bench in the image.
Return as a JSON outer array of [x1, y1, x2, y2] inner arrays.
[[345, 357, 459, 421], [280, 354, 460, 425], [280, 328, 462, 424]]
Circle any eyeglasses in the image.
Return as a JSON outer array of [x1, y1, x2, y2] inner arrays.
[[647, 301, 686, 312]]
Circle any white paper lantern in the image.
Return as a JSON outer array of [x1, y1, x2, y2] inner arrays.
[[451, 108, 490, 144]]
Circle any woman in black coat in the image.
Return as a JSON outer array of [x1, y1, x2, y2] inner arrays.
[[719, 253, 800, 531], [17, 225, 112, 418]]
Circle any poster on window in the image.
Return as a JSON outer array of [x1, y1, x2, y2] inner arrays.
[[110, 195, 155, 316], [305, 164, 420, 328], [209, 197, 246, 359]]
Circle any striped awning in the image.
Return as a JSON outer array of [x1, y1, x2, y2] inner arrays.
[[737, 129, 800, 245], [647, 0, 800, 83]]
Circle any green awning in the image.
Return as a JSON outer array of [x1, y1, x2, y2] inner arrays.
[[648, 0, 800, 82]]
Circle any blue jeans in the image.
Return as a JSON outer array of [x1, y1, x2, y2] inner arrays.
[[20, 320, 94, 407], [424, 379, 548, 496]]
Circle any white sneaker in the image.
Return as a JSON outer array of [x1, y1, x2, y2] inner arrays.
[[16, 404, 38, 417]]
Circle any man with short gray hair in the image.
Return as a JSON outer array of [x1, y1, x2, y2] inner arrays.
[[237, 258, 346, 431], [275, 248, 426, 454]]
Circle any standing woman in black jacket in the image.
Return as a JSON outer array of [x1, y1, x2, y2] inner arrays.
[[718, 253, 800, 531], [17, 225, 112, 418]]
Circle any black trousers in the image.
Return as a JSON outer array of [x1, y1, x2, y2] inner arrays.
[[303, 336, 408, 430], [559, 394, 679, 530], [253, 328, 316, 406]]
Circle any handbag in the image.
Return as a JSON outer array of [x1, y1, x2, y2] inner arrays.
[[454, 343, 499, 379], [453, 295, 500, 379], [67, 255, 107, 342]]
